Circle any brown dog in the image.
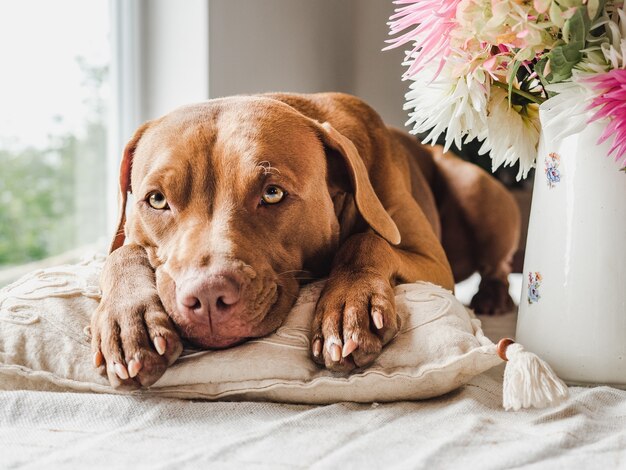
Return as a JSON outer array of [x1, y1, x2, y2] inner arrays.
[[91, 92, 520, 389]]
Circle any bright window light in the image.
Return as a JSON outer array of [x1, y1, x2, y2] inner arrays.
[[0, 0, 111, 281]]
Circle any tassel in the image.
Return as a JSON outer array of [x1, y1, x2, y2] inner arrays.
[[497, 338, 569, 411]]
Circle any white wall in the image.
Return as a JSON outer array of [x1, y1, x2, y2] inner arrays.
[[350, 0, 408, 128], [209, 0, 352, 96], [139, 0, 210, 120], [116, 0, 411, 133], [208, 0, 410, 128], [127, 0, 411, 128]]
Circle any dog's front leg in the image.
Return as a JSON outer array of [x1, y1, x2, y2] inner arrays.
[[310, 230, 454, 372], [91, 244, 182, 389]]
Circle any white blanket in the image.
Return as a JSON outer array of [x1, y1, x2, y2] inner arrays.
[[2, 275, 625, 469]]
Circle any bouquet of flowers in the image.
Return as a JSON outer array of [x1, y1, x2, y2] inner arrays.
[[386, 0, 626, 179]]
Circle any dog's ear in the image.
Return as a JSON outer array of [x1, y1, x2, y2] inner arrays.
[[316, 121, 401, 245], [109, 122, 152, 253]]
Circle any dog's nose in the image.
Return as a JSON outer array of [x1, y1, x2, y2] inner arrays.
[[177, 272, 242, 319]]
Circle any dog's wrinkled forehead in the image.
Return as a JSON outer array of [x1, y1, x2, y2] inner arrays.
[[131, 97, 324, 193]]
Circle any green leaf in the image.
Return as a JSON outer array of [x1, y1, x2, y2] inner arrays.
[[507, 61, 522, 105], [587, 0, 600, 20], [547, 44, 583, 81], [566, 7, 590, 44], [558, 0, 582, 8], [549, 1, 564, 27], [535, 57, 559, 97], [544, 7, 590, 82], [536, 56, 550, 86], [562, 15, 571, 44]]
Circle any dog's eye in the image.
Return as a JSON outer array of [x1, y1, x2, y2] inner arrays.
[[147, 191, 169, 210], [260, 185, 286, 205]]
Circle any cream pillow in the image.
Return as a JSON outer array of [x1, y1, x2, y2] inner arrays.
[[0, 256, 558, 407]]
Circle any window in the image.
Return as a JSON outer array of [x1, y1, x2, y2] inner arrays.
[[0, 0, 111, 286], [0, 0, 213, 287]]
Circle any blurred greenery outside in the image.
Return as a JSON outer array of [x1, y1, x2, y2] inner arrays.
[[0, 59, 108, 269]]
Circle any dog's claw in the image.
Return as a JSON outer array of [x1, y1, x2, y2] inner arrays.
[[312, 338, 322, 358], [154, 336, 166, 355], [114, 363, 129, 380], [128, 359, 142, 378], [372, 310, 384, 329], [330, 344, 342, 362], [93, 350, 104, 368], [342, 339, 358, 358]]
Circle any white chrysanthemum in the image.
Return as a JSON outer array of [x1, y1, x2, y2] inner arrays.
[[404, 62, 489, 152], [602, 6, 626, 69], [479, 87, 541, 180], [540, 71, 595, 141]]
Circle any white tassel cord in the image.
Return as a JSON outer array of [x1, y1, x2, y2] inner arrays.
[[497, 338, 569, 411]]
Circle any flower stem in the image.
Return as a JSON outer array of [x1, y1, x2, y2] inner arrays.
[[492, 81, 546, 105]]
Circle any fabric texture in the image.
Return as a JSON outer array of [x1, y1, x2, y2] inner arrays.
[[0, 256, 503, 403], [3, 369, 626, 468], [2, 270, 625, 468]]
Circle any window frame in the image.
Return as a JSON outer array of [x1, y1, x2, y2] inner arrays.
[[108, 0, 143, 235]]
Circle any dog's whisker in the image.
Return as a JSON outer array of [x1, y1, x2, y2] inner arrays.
[[275, 282, 300, 300]]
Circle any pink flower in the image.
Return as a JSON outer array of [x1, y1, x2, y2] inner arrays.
[[586, 70, 626, 165], [385, 0, 462, 79]]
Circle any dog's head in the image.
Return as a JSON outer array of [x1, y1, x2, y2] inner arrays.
[[111, 95, 399, 348]]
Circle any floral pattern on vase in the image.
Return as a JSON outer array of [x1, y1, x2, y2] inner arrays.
[[545, 152, 561, 188], [527, 272, 542, 304]]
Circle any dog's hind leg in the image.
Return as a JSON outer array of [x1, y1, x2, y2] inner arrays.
[[431, 146, 521, 315]]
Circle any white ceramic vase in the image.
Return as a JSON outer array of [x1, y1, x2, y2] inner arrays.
[[516, 110, 626, 386]]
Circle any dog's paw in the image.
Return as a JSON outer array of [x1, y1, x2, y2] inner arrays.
[[310, 271, 399, 372], [470, 277, 515, 315], [90, 292, 183, 390]]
